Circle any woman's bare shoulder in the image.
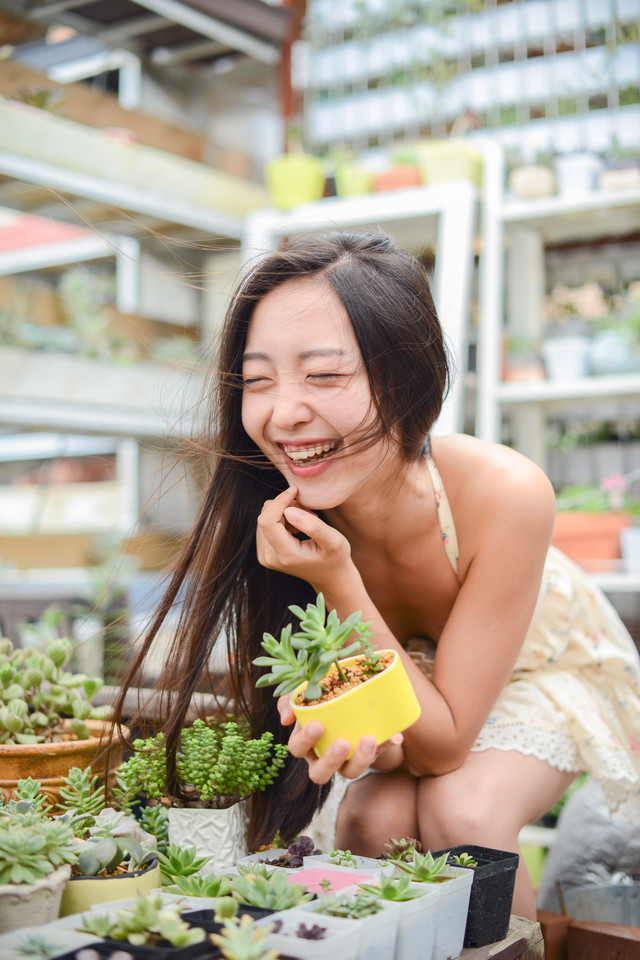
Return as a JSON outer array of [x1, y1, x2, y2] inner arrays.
[[431, 434, 555, 520]]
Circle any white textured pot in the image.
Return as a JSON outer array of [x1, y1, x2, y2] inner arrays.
[[620, 527, 640, 572], [0, 864, 71, 934], [167, 804, 248, 874], [542, 336, 591, 380]]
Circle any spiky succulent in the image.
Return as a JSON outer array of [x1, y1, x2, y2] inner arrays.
[[56, 765, 106, 819], [79, 892, 205, 948], [358, 872, 426, 902], [138, 804, 170, 854], [211, 914, 278, 960], [393, 849, 452, 883], [156, 842, 211, 884], [164, 872, 232, 898], [253, 593, 379, 701], [0, 635, 110, 744], [383, 836, 423, 862], [229, 870, 313, 910], [0, 804, 77, 885], [452, 851, 478, 867]]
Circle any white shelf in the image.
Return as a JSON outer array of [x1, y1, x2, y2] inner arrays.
[[496, 373, 640, 405], [500, 185, 640, 244]]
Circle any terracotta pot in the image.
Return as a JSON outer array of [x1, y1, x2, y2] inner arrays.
[[552, 512, 631, 570], [0, 719, 128, 805], [374, 165, 422, 192]]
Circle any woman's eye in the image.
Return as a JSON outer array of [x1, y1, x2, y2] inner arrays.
[[308, 372, 341, 381], [242, 376, 269, 386]]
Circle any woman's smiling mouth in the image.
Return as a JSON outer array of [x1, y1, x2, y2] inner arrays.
[[280, 439, 340, 466]]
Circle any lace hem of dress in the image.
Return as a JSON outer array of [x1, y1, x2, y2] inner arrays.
[[471, 722, 581, 772]]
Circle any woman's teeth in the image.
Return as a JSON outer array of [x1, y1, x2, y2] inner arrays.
[[285, 441, 337, 463]]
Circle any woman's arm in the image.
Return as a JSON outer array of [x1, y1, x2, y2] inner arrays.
[[257, 455, 556, 783]]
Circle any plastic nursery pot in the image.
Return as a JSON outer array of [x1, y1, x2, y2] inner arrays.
[[393, 882, 440, 960], [291, 649, 421, 758], [434, 844, 519, 948], [258, 908, 361, 960], [59, 862, 161, 917], [414, 866, 472, 960], [264, 154, 325, 210], [297, 898, 401, 960], [183, 904, 274, 927]]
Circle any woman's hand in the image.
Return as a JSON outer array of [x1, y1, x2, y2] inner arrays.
[[277, 694, 404, 785], [256, 486, 354, 594]]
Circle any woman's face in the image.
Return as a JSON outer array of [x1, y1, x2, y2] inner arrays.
[[241, 276, 395, 511]]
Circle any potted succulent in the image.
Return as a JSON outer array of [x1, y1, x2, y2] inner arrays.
[[357, 872, 441, 960], [258, 909, 362, 959], [254, 594, 420, 758], [77, 891, 212, 960], [59, 805, 160, 916], [115, 718, 288, 872], [0, 794, 78, 934], [298, 889, 400, 960], [552, 478, 634, 571], [238, 833, 322, 870], [374, 149, 422, 193], [433, 844, 519, 948], [393, 850, 473, 960], [0, 634, 123, 806], [507, 149, 556, 200]]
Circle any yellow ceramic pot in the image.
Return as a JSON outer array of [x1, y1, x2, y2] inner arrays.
[[59, 863, 161, 916], [292, 650, 420, 758], [264, 154, 325, 210]]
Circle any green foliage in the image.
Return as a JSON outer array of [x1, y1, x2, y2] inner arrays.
[[116, 718, 288, 805], [314, 889, 382, 918], [327, 848, 358, 867], [212, 914, 279, 960], [156, 843, 211, 884], [56, 765, 107, 818], [382, 836, 422, 862], [254, 593, 378, 701], [452, 851, 478, 867], [229, 870, 313, 910], [74, 809, 158, 877], [0, 802, 77, 884], [165, 872, 232, 898], [12, 777, 52, 816], [14, 933, 58, 958], [394, 849, 451, 883], [358, 872, 425, 902], [79, 892, 205, 948], [235, 861, 276, 879], [138, 804, 170, 854], [0, 634, 109, 744]]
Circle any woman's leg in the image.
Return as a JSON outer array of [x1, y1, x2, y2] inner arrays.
[[336, 769, 419, 856], [417, 750, 578, 920]]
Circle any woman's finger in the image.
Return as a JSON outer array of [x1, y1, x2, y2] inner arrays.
[[277, 694, 295, 726]]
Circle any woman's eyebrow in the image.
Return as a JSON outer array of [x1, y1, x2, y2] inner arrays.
[[242, 347, 347, 362]]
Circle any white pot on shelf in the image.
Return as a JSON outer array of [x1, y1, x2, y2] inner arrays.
[[541, 335, 591, 380], [553, 153, 603, 195]]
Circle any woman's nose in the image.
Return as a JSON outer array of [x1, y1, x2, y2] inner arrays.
[[269, 385, 313, 429]]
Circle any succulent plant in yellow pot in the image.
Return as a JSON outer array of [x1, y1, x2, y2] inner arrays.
[[254, 595, 420, 758]]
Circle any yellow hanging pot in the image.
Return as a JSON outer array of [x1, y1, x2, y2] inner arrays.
[[291, 650, 420, 758]]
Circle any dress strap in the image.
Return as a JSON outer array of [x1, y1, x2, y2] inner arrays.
[[425, 445, 459, 576]]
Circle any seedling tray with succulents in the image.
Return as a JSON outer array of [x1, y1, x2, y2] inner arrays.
[[54, 937, 221, 960]]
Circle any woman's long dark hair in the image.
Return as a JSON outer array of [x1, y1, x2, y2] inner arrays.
[[111, 231, 449, 848]]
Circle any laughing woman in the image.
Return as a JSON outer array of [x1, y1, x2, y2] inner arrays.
[[114, 232, 640, 921]]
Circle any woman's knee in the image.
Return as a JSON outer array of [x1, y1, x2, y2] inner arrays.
[[336, 773, 418, 855], [417, 772, 509, 848]]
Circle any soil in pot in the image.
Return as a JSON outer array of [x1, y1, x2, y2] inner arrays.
[[300, 652, 394, 705]]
